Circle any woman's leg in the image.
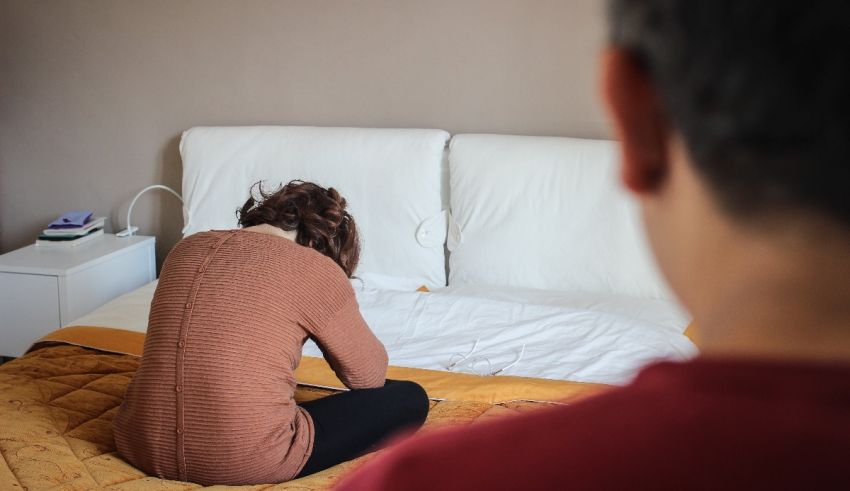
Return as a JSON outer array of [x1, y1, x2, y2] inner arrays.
[[296, 380, 429, 477]]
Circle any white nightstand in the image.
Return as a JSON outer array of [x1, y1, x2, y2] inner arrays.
[[0, 234, 155, 357]]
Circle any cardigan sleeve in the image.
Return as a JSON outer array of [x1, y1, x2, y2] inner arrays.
[[310, 296, 388, 390]]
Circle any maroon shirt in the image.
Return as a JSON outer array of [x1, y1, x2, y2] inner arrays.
[[337, 358, 850, 490]]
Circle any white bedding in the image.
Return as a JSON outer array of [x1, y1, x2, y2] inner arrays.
[[448, 134, 672, 299], [180, 126, 450, 288], [69, 281, 695, 385]]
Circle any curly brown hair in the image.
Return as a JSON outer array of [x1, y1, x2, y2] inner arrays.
[[237, 180, 361, 277]]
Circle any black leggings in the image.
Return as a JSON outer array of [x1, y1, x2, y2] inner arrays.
[[296, 380, 429, 478]]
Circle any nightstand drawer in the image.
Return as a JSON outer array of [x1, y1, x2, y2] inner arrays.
[[62, 243, 153, 324], [0, 272, 61, 357]]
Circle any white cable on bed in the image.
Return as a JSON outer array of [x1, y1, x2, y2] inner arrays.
[[469, 356, 494, 377], [446, 339, 526, 376], [446, 338, 481, 371], [491, 344, 526, 376]]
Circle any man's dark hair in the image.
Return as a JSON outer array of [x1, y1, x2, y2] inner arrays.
[[608, 1, 849, 226]]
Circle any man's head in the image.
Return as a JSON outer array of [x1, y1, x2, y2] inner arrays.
[[602, 1, 850, 313]]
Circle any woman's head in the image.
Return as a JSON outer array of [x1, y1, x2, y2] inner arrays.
[[237, 180, 361, 277]]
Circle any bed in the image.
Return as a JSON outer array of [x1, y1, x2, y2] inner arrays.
[[0, 126, 696, 490]]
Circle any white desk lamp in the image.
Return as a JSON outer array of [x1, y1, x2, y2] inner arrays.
[[117, 185, 184, 237]]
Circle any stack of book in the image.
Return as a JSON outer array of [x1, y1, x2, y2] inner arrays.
[[36, 212, 106, 247]]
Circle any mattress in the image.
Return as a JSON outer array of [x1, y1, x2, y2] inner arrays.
[[70, 281, 696, 385], [0, 331, 604, 490]]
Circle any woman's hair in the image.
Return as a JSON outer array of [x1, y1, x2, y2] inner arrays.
[[237, 180, 361, 277]]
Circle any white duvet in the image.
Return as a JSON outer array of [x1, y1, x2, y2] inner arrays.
[[69, 281, 696, 386]]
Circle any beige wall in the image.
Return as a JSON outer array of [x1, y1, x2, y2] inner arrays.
[[0, 0, 610, 267]]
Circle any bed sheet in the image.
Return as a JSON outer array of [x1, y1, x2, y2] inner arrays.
[[70, 281, 696, 385]]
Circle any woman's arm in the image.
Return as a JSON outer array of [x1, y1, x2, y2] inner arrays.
[[309, 297, 388, 390]]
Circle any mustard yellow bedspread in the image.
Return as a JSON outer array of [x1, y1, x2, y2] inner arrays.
[[0, 327, 606, 490]]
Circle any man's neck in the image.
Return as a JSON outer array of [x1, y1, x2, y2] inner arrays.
[[694, 219, 850, 364]]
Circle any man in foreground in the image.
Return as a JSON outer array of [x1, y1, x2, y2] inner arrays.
[[336, 1, 850, 489]]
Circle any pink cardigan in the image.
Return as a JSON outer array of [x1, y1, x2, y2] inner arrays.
[[114, 229, 387, 485]]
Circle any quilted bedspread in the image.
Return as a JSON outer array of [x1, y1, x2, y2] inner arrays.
[[0, 329, 605, 490]]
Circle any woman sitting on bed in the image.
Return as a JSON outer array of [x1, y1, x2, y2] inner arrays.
[[113, 180, 429, 486]]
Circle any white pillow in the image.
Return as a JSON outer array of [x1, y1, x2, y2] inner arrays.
[[447, 134, 673, 299], [180, 126, 450, 287]]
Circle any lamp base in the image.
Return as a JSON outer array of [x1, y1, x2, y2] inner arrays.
[[116, 226, 139, 237]]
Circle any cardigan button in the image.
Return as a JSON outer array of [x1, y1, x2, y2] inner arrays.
[[178, 341, 185, 348], [185, 302, 192, 309], [175, 385, 183, 392], [176, 427, 183, 434]]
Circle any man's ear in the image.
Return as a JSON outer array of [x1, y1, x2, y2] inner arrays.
[[600, 47, 670, 194]]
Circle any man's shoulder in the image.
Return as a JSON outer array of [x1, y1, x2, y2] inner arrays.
[[338, 359, 850, 490], [337, 381, 690, 490]]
